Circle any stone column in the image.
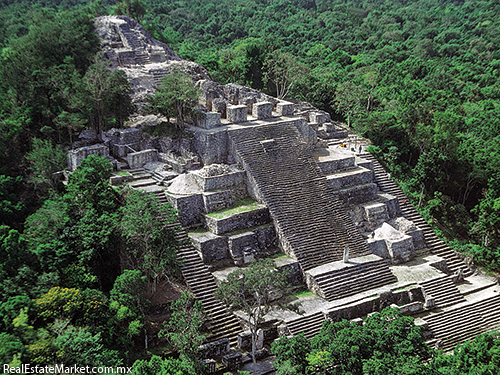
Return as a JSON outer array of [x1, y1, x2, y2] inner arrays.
[[343, 245, 349, 263]]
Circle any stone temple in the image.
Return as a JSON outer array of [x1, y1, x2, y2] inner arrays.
[[69, 15, 500, 366]]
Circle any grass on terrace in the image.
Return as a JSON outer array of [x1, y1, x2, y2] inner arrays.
[[206, 198, 261, 219]]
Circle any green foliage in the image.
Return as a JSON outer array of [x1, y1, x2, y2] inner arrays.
[[272, 334, 311, 375], [264, 50, 309, 99], [84, 59, 134, 139], [25, 138, 67, 192], [120, 189, 179, 289], [0, 176, 26, 226], [273, 308, 433, 375], [215, 258, 289, 364], [131, 355, 192, 375], [146, 69, 200, 127], [159, 291, 206, 374], [54, 326, 122, 367], [114, 0, 147, 22]]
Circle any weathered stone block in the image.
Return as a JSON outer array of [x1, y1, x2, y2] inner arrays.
[[68, 144, 109, 171], [227, 104, 248, 123], [396, 301, 424, 315], [228, 231, 258, 265], [202, 190, 235, 213], [334, 183, 379, 206], [199, 338, 230, 359], [192, 169, 246, 192], [109, 174, 133, 186], [195, 111, 221, 129], [109, 128, 142, 144], [253, 224, 277, 249], [327, 166, 374, 191], [204, 207, 271, 235], [126, 149, 158, 169], [190, 126, 228, 165], [386, 234, 414, 264], [276, 101, 294, 116], [166, 193, 203, 226], [317, 155, 355, 174], [237, 331, 252, 350], [223, 352, 242, 371], [309, 111, 330, 124], [189, 231, 229, 264], [212, 98, 227, 118], [379, 193, 401, 217], [363, 202, 389, 227], [201, 359, 216, 374], [252, 101, 273, 119]]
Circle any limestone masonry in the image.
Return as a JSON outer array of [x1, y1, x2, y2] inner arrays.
[[66, 16, 500, 370]]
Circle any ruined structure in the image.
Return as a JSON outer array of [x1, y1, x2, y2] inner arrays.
[[67, 15, 500, 369]]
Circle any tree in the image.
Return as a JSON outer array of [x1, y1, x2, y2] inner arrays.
[[264, 50, 309, 99], [271, 334, 311, 375], [146, 69, 200, 127], [159, 291, 206, 374], [214, 258, 289, 367], [334, 81, 366, 127], [120, 189, 179, 292], [109, 269, 148, 345], [84, 59, 134, 141], [0, 176, 26, 227], [25, 138, 67, 192], [114, 0, 147, 22]]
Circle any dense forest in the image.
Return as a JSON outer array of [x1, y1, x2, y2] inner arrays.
[[0, 0, 500, 373]]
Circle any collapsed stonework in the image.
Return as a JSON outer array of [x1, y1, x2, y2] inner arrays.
[[64, 15, 500, 369]]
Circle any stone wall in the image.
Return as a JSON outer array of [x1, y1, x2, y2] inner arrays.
[[198, 338, 230, 359], [189, 231, 229, 264], [190, 126, 228, 165], [166, 193, 204, 226], [192, 169, 247, 192], [126, 149, 158, 168], [202, 190, 235, 213], [68, 144, 109, 171], [325, 287, 425, 322], [203, 207, 271, 235]]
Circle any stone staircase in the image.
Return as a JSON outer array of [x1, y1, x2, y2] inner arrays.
[[118, 23, 150, 64], [424, 295, 500, 352], [172, 225, 242, 346], [312, 258, 397, 301], [286, 311, 325, 339], [228, 123, 372, 272], [419, 276, 466, 308], [359, 152, 474, 277], [128, 168, 156, 188], [475, 294, 500, 331]]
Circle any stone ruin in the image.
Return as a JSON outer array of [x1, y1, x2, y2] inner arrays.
[[63, 15, 500, 368]]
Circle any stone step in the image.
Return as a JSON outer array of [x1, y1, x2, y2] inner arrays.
[[419, 276, 466, 308], [325, 166, 374, 190], [286, 311, 325, 339]]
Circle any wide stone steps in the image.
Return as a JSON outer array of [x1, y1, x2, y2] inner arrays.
[[229, 125, 372, 272], [315, 259, 397, 301], [424, 297, 500, 352], [419, 276, 466, 308], [475, 295, 500, 330], [169, 226, 242, 347], [359, 152, 473, 277], [286, 311, 326, 339]]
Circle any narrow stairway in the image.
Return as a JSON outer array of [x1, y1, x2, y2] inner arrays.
[[174, 225, 242, 346], [359, 152, 473, 277], [419, 276, 466, 308]]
